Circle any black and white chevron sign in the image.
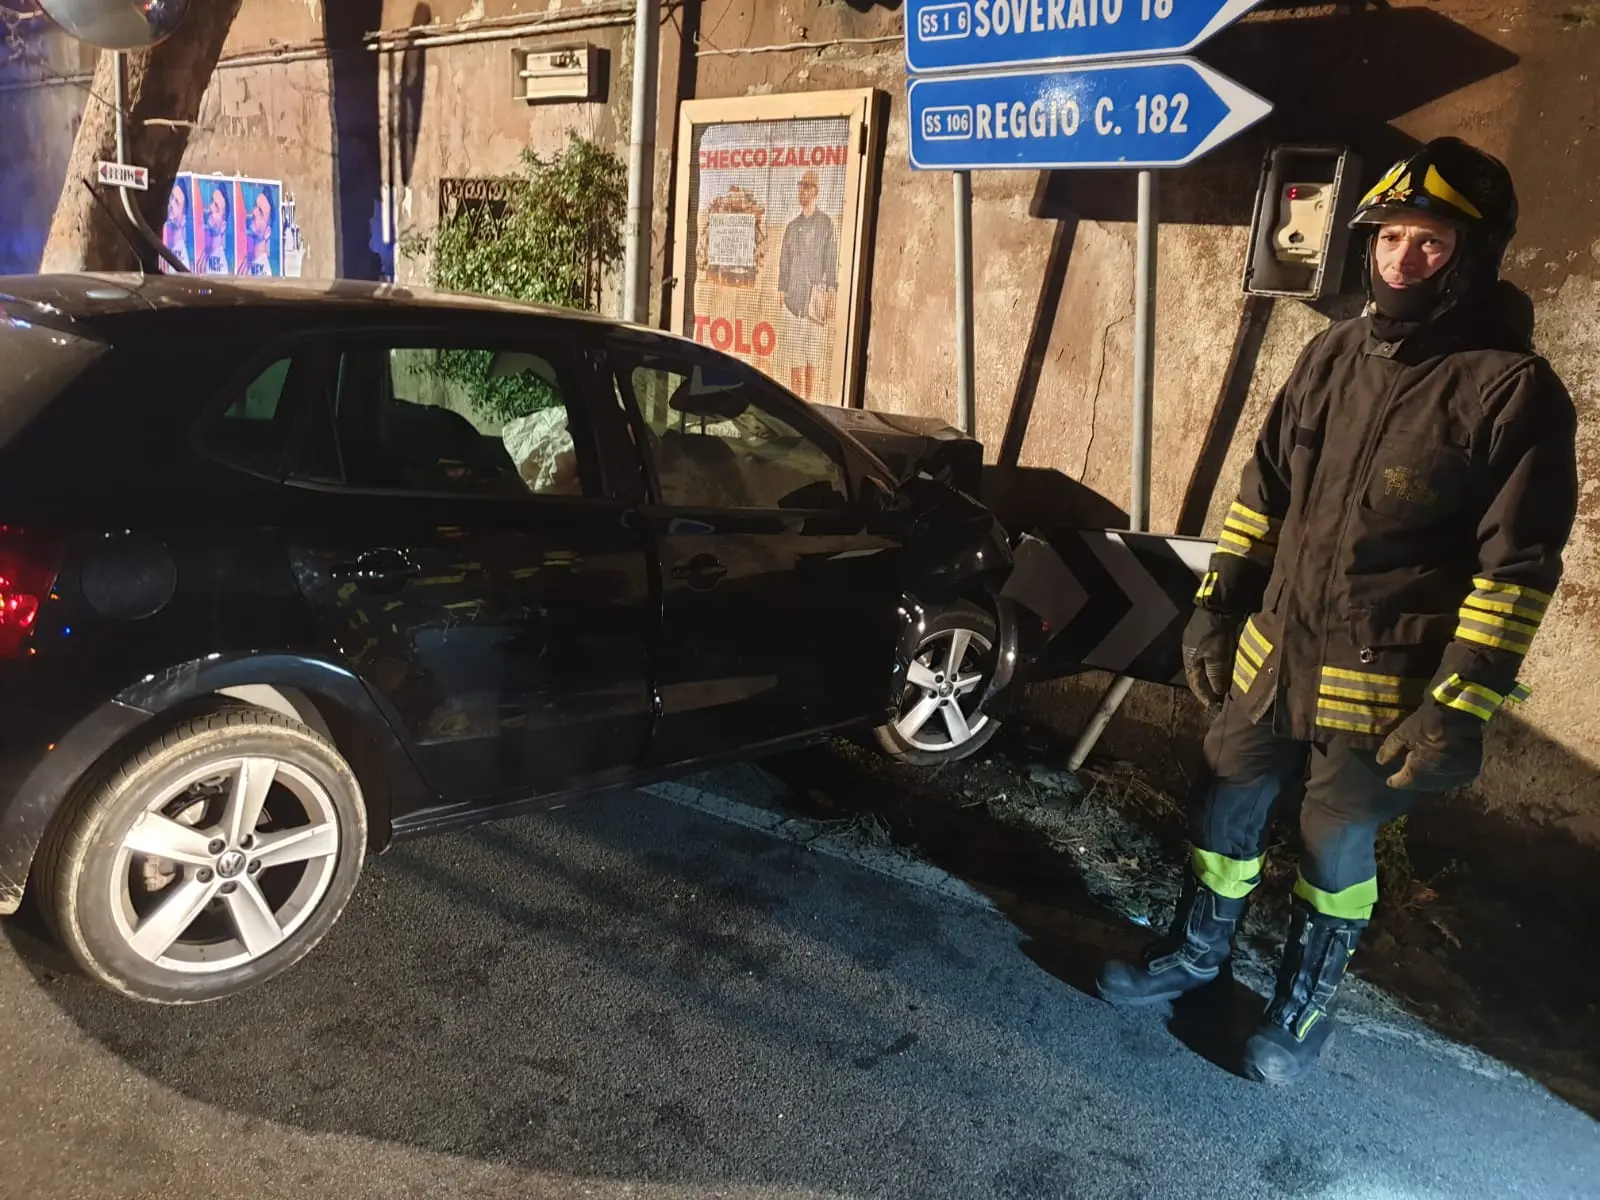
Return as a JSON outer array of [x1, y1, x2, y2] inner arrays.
[[1001, 528, 1217, 685]]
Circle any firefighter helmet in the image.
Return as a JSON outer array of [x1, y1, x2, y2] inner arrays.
[[1350, 137, 1518, 242]]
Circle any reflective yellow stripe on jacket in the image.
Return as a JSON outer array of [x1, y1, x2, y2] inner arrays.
[[1232, 617, 1273, 695], [1431, 673, 1503, 721], [1456, 578, 1552, 656], [1314, 667, 1423, 737], [1431, 673, 1535, 721], [1215, 501, 1282, 569]]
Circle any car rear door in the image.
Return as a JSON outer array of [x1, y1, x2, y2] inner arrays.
[[278, 317, 655, 806], [606, 334, 907, 768]]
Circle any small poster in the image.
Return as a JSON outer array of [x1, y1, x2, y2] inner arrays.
[[706, 211, 758, 270], [281, 191, 305, 278], [158, 173, 195, 274], [235, 179, 283, 277], [673, 91, 881, 408], [191, 175, 239, 275], [688, 119, 848, 403]]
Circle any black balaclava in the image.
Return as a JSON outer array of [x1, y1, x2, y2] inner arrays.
[[1366, 225, 1497, 342]]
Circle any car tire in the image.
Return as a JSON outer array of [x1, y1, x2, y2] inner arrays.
[[36, 707, 367, 1004], [873, 600, 1002, 767]]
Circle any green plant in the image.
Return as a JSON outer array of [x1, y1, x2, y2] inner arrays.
[[399, 132, 627, 422]]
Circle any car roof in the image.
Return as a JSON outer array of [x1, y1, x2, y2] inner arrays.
[[0, 272, 643, 331]]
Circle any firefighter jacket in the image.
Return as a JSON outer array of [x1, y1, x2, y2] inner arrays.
[[1196, 283, 1579, 748]]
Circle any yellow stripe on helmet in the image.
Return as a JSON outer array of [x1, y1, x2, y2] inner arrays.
[[1424, 165, 1483, 220], [1360, 161, 1408, 209]]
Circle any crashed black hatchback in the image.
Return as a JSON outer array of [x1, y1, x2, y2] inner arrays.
[[0, 274, 1024, 1004]]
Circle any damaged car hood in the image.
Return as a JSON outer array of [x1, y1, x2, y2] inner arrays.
[[810, 405, 983, 497]]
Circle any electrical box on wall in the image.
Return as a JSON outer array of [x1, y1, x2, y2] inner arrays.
[[513, 43, 599, 103], [1243, 145, 1363, 302]]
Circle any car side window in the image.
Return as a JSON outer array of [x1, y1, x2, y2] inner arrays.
[[193, 354, 299, 476], [620, 350, 849, 511], [310, 337, 595, 498]]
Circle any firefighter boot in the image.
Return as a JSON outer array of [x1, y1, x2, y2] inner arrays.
[[1096, 873, 1247, 1006], [1243, 900, 1365, 1085]]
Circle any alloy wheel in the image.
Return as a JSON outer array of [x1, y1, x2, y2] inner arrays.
[[893, 626, 993, 753], [109, 755, 341, 974]]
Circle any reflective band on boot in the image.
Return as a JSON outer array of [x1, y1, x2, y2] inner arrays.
[[1191, 847, 1264, 901], [1292, 873, 1378, 922]]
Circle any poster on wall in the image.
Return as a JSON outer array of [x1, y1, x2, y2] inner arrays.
[[159, 173, 303, 278], [234, 178, 282, 277], [672, 91, 882, 407], [159, 174, 196, 273], [282, 191, 305, 278], [191, 176, 239, 275]]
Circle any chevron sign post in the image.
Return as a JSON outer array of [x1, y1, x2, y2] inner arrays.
[[1002, 529, 1217, 685]]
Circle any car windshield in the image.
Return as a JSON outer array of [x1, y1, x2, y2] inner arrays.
[[0, 306, 110, 453]]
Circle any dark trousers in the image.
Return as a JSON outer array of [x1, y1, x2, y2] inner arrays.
[[1189, 698, 1415, 922]]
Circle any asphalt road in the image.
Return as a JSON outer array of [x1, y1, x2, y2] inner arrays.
[[2, 786, 1596, 1200]]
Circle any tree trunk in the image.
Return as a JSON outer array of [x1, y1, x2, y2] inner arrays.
[[39, 0, 244, 273]]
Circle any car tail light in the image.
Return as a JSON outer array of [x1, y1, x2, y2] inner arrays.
[[0, 527, 61, 659]]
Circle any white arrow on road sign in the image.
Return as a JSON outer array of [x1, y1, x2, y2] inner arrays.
[[96, 161, 149, 191], [906, 0, 1266, 74], [908, 56, 1271, 172], [1079, 531, 1181, 673], [1002, 528, 1213, 681]]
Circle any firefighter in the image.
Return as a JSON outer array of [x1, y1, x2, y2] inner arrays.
[[1096, 138, 1579, 1084]]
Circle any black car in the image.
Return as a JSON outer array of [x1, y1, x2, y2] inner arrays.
[[0, 274, 1019, 1004]]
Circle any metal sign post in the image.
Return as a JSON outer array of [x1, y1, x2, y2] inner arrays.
[[903, 1, 1271, 768], [1065, 167, 1159, 770], [623, 0, 661, 325], [953, 170, 977, 436], [1130, 168, 1157, 532]]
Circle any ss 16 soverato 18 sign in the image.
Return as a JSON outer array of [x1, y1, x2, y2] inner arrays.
[[907, 57, 1271, 171], [905, 0, 1265, 74]]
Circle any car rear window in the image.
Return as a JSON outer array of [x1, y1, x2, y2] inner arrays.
[[0, 311, 110, 453]]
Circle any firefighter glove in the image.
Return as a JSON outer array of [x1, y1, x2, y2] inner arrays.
[[1182, 608, 1241, 711], [1376, 702, 1485, 792]]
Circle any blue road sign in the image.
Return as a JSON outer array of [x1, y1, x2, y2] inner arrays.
[[905, 0, 1264, 74], [907, 57, 1271, 171]]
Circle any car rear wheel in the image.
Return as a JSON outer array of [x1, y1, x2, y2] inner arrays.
[[37, 707, 367, 1004], [873, 600, 1002, 766]]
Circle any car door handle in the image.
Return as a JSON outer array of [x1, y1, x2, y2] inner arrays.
[[671, 554, 727, 589], [330, 549, 420, 592]]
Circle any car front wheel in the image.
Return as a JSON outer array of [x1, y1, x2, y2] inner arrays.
[[36, 707, 367, 1004], [873, 600, 1002, 766]]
